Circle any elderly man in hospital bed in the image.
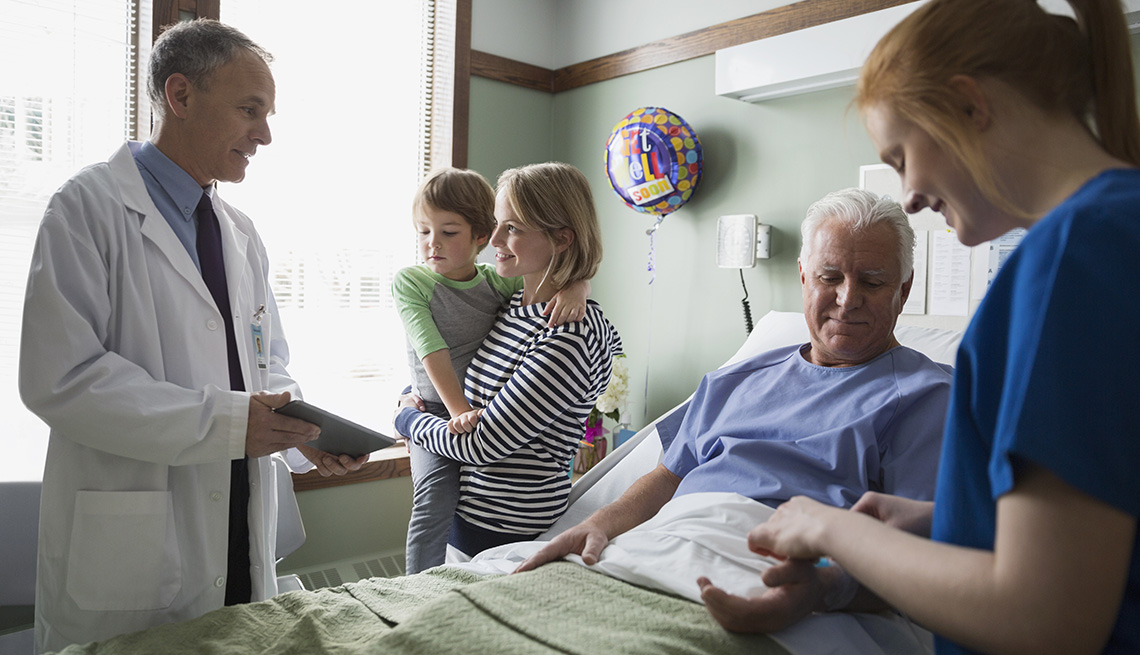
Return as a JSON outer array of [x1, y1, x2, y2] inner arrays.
[[510, 186, 953, 639]]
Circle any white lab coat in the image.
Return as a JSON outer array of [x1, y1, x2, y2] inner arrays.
[[19, 142, 309, 653]]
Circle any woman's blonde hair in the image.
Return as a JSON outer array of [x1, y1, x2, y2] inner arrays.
[[413, 168, 497, 252], [857, 0, 1140, 215], [496, 162, 603, 290]]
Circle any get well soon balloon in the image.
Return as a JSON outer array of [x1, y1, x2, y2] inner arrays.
[[604, 107, 703, 216]]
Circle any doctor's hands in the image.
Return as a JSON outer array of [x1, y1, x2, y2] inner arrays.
[[246, 391, 319, 458], [298, 444, 368, 477], [248, 393, 368, 476], [514, 520, 610, 573]]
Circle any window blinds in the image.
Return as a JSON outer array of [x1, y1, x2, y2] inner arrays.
[[421, 0, 456, 175], [0, 0, 140, 481], [217, 1, 424, 434]]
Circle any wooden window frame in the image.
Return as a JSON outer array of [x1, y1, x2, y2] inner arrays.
[[292, 445, 412, 491], [153, 0, 220, 37]]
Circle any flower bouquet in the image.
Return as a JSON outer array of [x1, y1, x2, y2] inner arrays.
[[574, 355, 629, 474]]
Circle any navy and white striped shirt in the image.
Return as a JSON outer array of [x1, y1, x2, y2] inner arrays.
[[396, 292, 623, 535]]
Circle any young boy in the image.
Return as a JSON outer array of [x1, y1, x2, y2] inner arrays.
[[392, 167, 586, 573]]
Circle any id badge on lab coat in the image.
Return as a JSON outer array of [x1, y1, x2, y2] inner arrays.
[[251, 304, 268, 369]]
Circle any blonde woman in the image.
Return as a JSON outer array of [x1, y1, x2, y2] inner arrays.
[[396, 162, 623, 558], [721, 1, 1140, 653]]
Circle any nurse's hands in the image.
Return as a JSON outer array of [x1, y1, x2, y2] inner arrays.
[[246, 391, 319, 458], [850, 491, 934, 537], [747, 496, 839, 562]]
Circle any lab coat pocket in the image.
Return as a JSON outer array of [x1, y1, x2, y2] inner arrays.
[[67, 490, 182, 611]]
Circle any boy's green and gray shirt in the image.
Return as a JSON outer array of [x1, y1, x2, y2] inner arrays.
[[392, 262, 523, 406]]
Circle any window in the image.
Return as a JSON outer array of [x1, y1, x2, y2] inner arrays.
[[0, 0, 431, 481], [220, 0, 423, 432], [0, 0, 140, 481]]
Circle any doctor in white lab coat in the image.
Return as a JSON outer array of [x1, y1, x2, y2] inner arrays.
[[18, 20, 364, 653]]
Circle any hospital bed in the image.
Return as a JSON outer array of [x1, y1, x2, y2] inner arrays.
[[52, 311, 963, 655]]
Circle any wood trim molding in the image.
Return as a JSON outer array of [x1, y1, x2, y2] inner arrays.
[[292, 445, 411, 492], [452, 0, 472, 169], [153, 0, 220, 40], [470, 50, 555, 93], [469, 0, 917, 93]]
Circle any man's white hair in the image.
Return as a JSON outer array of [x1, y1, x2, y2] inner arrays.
[[799, 187, 915, 278]]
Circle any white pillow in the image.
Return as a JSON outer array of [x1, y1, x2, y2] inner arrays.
[[728, 311, 961, 367]]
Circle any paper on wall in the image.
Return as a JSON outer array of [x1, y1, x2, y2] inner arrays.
[[929, 229, 971, 316]]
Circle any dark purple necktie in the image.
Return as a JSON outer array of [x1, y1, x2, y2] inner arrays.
[[196, 192, 251, 605], [195, 192, 245, 394]]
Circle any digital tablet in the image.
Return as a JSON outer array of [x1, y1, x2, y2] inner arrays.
[[273, 400, 396, 457]]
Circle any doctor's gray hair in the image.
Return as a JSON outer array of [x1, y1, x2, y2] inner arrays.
[[148, 19, 273, 122], [799, 188, 915, 278]]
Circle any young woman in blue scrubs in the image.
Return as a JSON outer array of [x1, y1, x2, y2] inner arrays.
[[732, 1, 1140, 653]]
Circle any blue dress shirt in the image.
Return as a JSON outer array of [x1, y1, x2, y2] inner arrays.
[[132, 140, 210, 271]]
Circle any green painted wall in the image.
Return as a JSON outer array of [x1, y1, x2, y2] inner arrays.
[[280, 476, 413, 573], [471, 54, 881, 425], [468, 76, 555, 181]]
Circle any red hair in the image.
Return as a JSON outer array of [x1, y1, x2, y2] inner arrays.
[[857, 0, 1140, 212]]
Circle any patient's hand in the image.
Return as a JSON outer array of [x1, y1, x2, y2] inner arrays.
[[851, 491, 933, 537], [698, 559, 825, 633], [447, 408, 483, 434], [514, 521, 610, 573]]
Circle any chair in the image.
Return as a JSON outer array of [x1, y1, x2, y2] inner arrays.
[[0, 481, 41, 655], [272, 456, 307, 593]]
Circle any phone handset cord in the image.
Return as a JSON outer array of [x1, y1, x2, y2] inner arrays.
[[739, 269, 754, 334]]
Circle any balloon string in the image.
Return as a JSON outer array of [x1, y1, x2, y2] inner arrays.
[[646, 216, 664, 285], [642, 277, 654, 423], [642, 215, 663, 421]]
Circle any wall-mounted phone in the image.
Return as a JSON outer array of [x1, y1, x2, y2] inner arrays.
[[716, 214, 771, 268], [716, 214, 771, 334]]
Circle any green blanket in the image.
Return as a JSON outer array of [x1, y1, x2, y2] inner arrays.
[[57, 563, 788, 654]]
